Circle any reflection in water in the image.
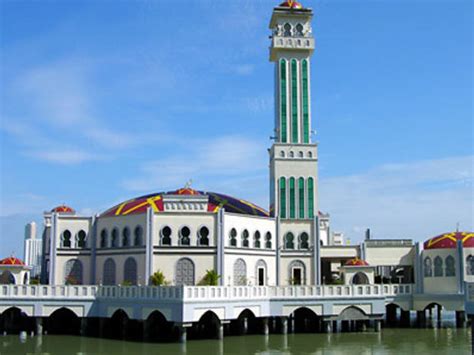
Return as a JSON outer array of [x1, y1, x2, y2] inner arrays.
[[0, 328, 471, 355]]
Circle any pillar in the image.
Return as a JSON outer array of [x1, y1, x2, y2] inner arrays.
[[359, 320, 367, 332], [177, 325, 187, 343], [99, 318, 106, 337], [400, 310, 410, 327], [289, 315, 295, 333], [35, 317, 43, 336], [80, 318, 87, 336], [332, 320, 338, 333], [280, 317, 288, 335], [456, 311, 466, 328], [323, 320, 332, 333], [373, 320, 381, 332], [241, 318, 248, 335], [341, 320, 350, 332], [386, 306, 397, 326], [416, 311, 426, 328], [142, 321, 150, 342], [261, 318, 269, 335], [217, 323, 224, 340]]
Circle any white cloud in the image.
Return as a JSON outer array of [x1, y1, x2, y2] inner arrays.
[[234, 64, 254, 76], [320, 155, 474, 243], [28, 149, 104, 165]]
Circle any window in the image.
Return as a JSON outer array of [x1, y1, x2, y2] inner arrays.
[[122, 227, 130, 247], [254, 231, 261, 248], [467, 255, 474, 275], [64, 259, 83, 285], [233, 259, 247, 286], [198, 226, 209, 246], [289, 260, 305, 285], [103, 258, 116, 285], [298, 177, 305, 219], [124, 257, 137, 285], [307, 151, 312, 158], [242, 229, 249, 247], [285, 232, 295, 249], [161, 226, 172, 246], [256, 260, 267, 286], [176, 258, 195, 286], [423, 257, 432, 277], [307, 177, 314, 218], [291, 59, 298, 143], [229, 228, 237, 246], [302, 59, 309, 143], [111, 228, 119, 248], [280, 177, 287, 218], [283, 23, 291, 37], [134, 226, 143, 246], [100, 229, 108, 248], [180, 226, 191, 246], [352, 272, 369, 285], [280, 59, 287, 143], [289, 177, 296, 219], [296, 23, 304, 36], [434, 256, 443, 277], [265, 232, 272, 249], [280, 150, 285, 158], [298, 151, 303, 158], [77, 230, 86, 248], [299, 232, 309, 249], [289, 151, 294, 158], [62, 230, 71, 248], [445, 255, 455, 277]]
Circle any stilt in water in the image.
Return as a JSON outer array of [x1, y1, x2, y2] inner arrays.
[[280, 317, 288, 335], [455, 311, 466, 328]]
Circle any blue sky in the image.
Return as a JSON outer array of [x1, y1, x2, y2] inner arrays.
[[1, 0, 472, 257]]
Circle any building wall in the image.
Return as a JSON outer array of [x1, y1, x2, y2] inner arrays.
[[422, 249, 459, 294], [365, 246, 415, 266]]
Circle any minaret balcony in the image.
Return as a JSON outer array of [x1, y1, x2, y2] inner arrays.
[[270, 36, 314, 60]]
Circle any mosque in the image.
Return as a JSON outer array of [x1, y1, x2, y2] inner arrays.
[[2, 1, 473, 299]]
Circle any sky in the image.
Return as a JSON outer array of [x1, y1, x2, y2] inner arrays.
[[0, 0, 472, 257]]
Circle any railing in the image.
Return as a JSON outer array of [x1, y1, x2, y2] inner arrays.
[[0, 284, 415, 301]]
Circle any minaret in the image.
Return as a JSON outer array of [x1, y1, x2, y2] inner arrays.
[[269, 1, 318, 222]]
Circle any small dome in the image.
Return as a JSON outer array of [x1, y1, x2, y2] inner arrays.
[[171, 187, 201, 196], [0, 256, 25, 266], [424, 231, 474, 250], [51, 205, 75, 214], [345, 258, 369, 266], [279, 1, 303, 9]]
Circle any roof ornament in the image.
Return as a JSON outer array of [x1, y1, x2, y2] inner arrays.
[[184, 179, 193, 189]]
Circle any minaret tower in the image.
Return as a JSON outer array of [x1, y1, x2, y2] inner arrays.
[[269, 1, 318, 222]]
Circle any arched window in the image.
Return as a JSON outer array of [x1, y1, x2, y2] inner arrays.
[[291, 59, 298, 143], [285, 232, 295, 249], [77, 230, 86, 248], [299, 232, 309, 249], [265, 232, 272, 249], [134, 226, 143, 246], [352, 272, 369, 285], [280, 58, 288, 143], [279, 177, 287, 218], [176, 258, 195, 286], [289, 260, 305, 285], [242, 229, 249, 247], [0, 271, 16, 284], [122, 227, 130, 247], [289, 177, 296, 218], [423, 257, 432, 277], [229, 228, 237, 247], [254, 231, 261, 248], [434, 256, 443, 277], [298, 151, 303, 158], [296, 23, 304, 36], [280, 150, 285, 157], [289, 151, 294, 158], [161, 226, 172, 246], [445, 255, 455, 277], [198, 226, 209, 246], [255, 260, 267, 286], [283, 23, 292, 37], [65, 259, 83, 285], [307, 177, 314, 218], [62, 230, 72, 248], [233, 258, 247, 286], [111, 228, 119, 248], [100, 229, 108, 248], [103, 258, 116, 285], [298, 177, 305, 219], [180, 226, 191, 246], [124, 257, 137, 285], [467, 255, 474, 275], [307, 151, 312, 158]]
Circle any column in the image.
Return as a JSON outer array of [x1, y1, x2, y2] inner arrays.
[[455, 311, 466, 328], [142, 321, 150, 342], [80, 318, 87, 336], [400, 310, 410, 327], [35, 317, 43, 336], [313, 216, 321, 285], [280, 317, 288, 335], [217, 323, 224, 340], [416, 310, 426, 328], [261, 318, 269, 335], [177, 325, 187, 343], [241, 318, 248, 335], [323, 320, 332, 333], [373, 319, 381, 332], [217, 208, 225, 286]]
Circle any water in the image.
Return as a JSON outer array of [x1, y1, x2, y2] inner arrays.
[[1, 328, 471, 355]]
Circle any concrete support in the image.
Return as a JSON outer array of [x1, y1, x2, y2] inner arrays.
[[374, 320, 381, 332], [177, 326, 187, 343], [323, 320, 332, 334], [261, 318, 269, 335], [386, 306, 397, 326], [242, 318, 248, 335], [280, 317, 288, 335], [289, 315, 295, 333], [99, 318, 106, 337], [143, 321, 150, 342], [341, 320, 350, 332], [332, 320, 338, 333], [400, 310, 410, 327], [80, 318, 87, 336], [417, 310, 426, 328], [359, 321, 367, 332], [455, 311, 466, 328], [217, 323, 224, 340], [35, 317, 43, 336]]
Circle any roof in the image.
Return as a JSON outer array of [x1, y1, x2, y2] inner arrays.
[[424, 231, 474, 250], [279, 1, 303, 9], [345, 258, 369, 267], [0, 256, 25, 266], [100, 188, 269, 218], [51, 205, 75, 214]]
